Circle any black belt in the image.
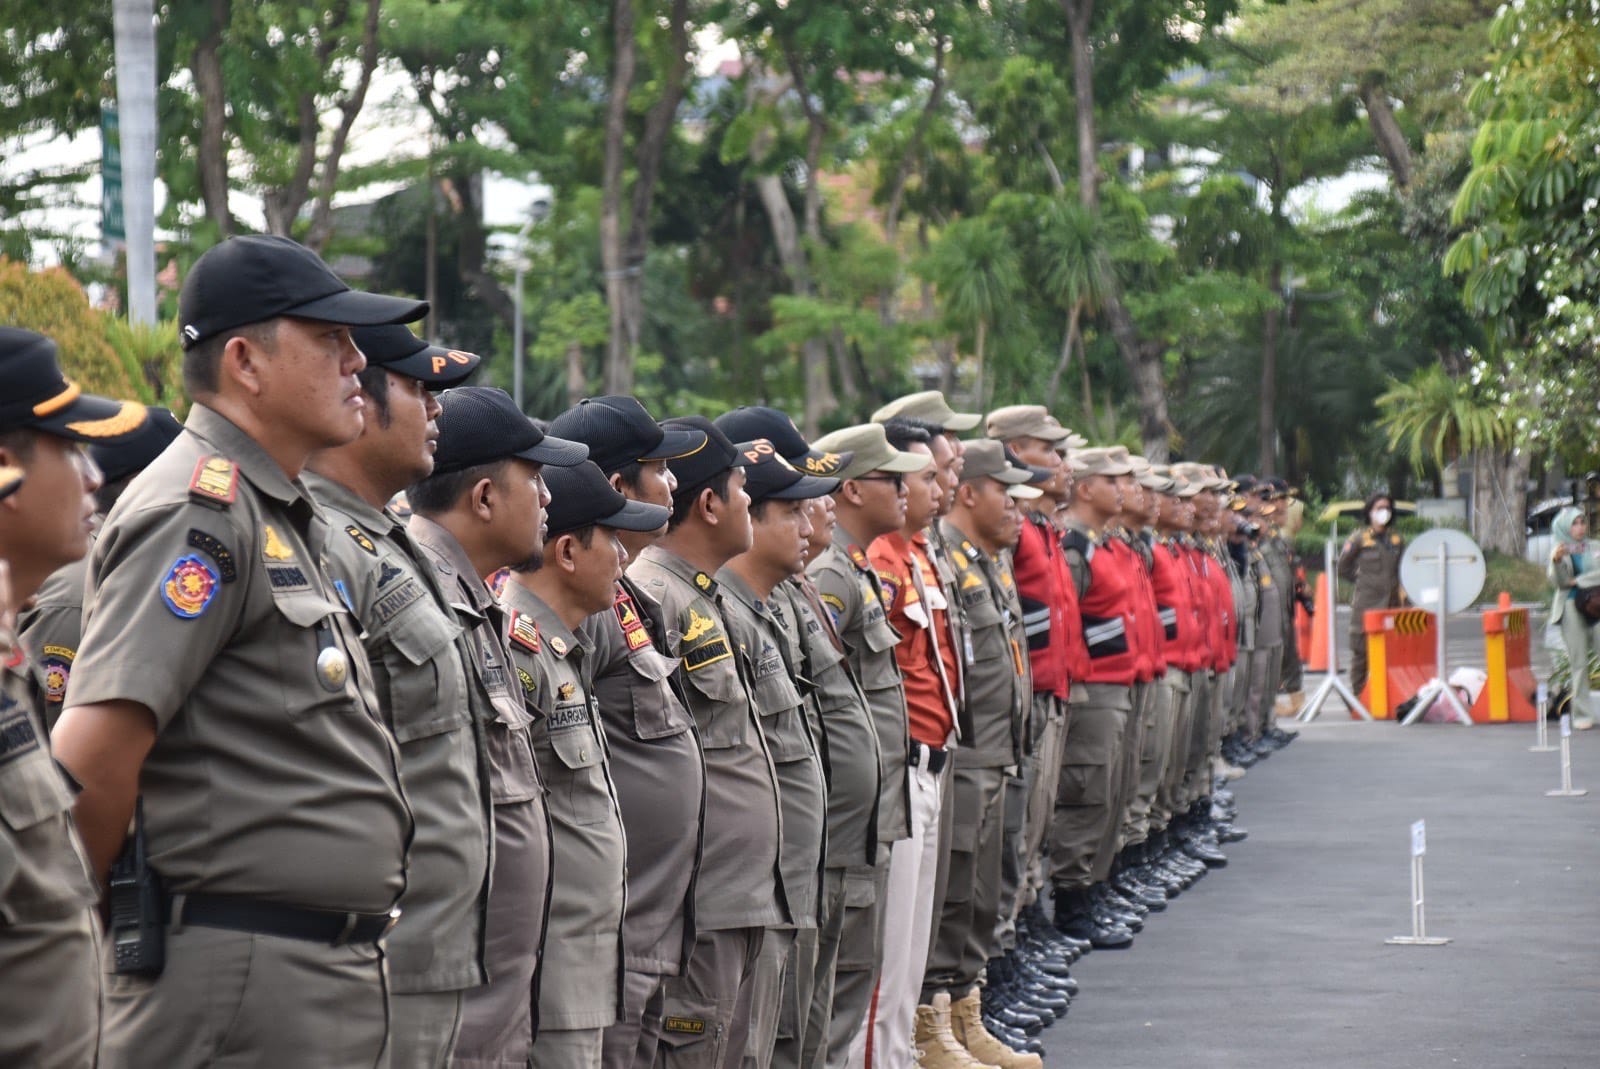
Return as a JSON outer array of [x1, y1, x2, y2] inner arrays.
[[168, 893, 400, 946], [909, 742, 949, 775]]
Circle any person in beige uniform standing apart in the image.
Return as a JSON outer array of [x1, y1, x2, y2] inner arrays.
[[630, 417, 786, 1069], [0, 327, 148, 1069], [549, 397, 710, 1069], [54, 235, 421, 1067], [503, 461, 669, 1069], [303, 324, 488, 1067], [406, 386, 588, 1069]]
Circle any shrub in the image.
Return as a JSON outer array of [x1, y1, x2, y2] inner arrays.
[[0, 258, 139, 400]]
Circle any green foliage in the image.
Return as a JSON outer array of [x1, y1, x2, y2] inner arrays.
[[101, 317, 189, 418], [1376, 362, 1517, 475], [0, 258, 137, 401]]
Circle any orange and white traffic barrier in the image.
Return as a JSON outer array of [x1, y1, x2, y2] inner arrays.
[[1361, 608, 1436, 719], [1471, 592, 1537, 723]]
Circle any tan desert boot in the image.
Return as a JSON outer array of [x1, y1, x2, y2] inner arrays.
[[949, 988, 1043, 1069], [915, 992, 1001, 1069]]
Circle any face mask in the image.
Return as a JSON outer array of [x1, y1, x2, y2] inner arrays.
[[1371, 508, 1392, 527]]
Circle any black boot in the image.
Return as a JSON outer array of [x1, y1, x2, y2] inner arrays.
[[1053, 885, 1134, 950]]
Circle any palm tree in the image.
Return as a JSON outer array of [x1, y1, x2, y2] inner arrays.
[[917, 216, 1023, 409], [1034, 198, 1116, 418]]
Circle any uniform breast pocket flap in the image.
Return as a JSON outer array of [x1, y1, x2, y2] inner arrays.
[[269, 588, 364, 717], [627, 647, 693, 741], [0, 742, 75, 833], [382, 607, 470, 742], [683, 657, 746, 750]]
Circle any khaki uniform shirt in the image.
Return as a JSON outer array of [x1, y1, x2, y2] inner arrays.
[[0, 634, 100, 1065], [582, 576, 703, 976], [1225, 541, 1257, 651], [939, 520, 1029, 768], [407, 516, 552, 1007], [718, 570, 826, 930], [69, 404, 409, 912], [1252, 541, 1285, 651], [808, 524, 910, 845], [778, 578, 880, 870], [16, 554, 88, 730], [500, 582, 626, 1030], [628, 545, 784, 931], [1338, 526, 1405, 614], [306, 472, 492, 994], [1262, 532, 1297, 645]]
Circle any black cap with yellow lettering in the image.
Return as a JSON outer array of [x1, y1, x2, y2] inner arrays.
[[352, 324, 480, 388]]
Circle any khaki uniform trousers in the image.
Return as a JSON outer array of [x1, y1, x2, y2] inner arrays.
[[820, 862, 882, 1069], [391, 990, 464, 1069], [1048, 683, 1131, 891], [923, 762, 1007, 998], [1154, 671, 1194, 832], [653, 927, 763, 1069], [603, 970, 670, 1069], [101, 925, 388, 1068], [742, 927, 801, 1069], [1, 911, 100, 1069], [1107, 680, 1151, 865], [793, 867, 849, 1069], [1180, 672, 1215, 808], [1246, 644, 1284, 739], [1126, 673, 1176, 846], [1003, 694, 1067, 940]]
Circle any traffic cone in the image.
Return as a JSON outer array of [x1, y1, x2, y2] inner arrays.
[[1295, 589, 1313, 663], [1306, 571, 1330, 672]]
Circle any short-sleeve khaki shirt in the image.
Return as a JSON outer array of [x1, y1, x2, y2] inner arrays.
[[939, 520, 1028, 768], [68, 405, 409, 912], [16, 554, 87, 730]]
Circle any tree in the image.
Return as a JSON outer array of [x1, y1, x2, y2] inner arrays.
[[916, 215, 1023, 410]]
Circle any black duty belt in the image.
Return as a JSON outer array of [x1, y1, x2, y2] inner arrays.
[[168, 893, 400, 946], [909, 742, 950, 775]]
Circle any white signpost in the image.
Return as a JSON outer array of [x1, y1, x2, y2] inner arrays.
[[1398, 529, 1486, 726], [1546, 713, 1588, 798], [1386, 819, 1450, 946], [1530, 682, 1556, 753]]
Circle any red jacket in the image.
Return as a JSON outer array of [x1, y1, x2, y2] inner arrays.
[[1062, 527, 1140, 686], [1013, 513, 1088, 699], [1151, 535, 1205, 672]]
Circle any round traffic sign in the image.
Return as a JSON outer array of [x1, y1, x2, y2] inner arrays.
[[1400, 528, 1486, 615]]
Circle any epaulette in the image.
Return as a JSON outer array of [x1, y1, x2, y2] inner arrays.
[[188, 456, 238, 509], [846, 544, 871, 573], [1060, 528, 1095, 561], [509, 610, 541, 654]]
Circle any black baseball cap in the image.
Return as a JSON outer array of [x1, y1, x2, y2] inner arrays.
[[90, 406, 183, 484], [714, 406, 853, 478], [661, 416, 742, 499], [432, 387, 589, 474], [352, 324, 480, 387], [543, 460, 671, 537], [178, 235, 428, 350], [736, 438, 840, 504], [0, 327, 148, 443], [549, 395, 706, 475]]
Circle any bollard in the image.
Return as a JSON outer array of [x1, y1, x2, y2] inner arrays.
[[1472, 600, 1537, 722], [1530, 682, 1556, 753], [1546, 714, 1588, 797], [1306, 571, 1331, 671], [1361, 609, 1437, 718], [1385, 820, 1450, 946]]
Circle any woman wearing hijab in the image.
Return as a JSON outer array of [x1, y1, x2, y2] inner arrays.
[[1547, 506, 1599, 728], [1337, 493, 1406, 695]]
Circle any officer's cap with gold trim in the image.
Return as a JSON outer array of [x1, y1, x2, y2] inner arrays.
[[0, 327, 147, 443], [871, 390, 981, 432]]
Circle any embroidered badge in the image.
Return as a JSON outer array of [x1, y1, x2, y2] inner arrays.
[[510, 612, 542, 654], [683, 636, 733, 672], [377, 560, 404, 587], [549, 703, 588, 729], [40, 644, 74, 703], [516, 666, 539, 698], [374, 578, 424, 622], [263, 525, 294, 561], [664, 1017, 706, 1036], [345, 525, 378, 555], [847, 544, 868, 570], [266, 565, 310, 591], [819, 592, 845, 627], [683, 608, 717, 643], [693, 571, 714, 592], [876, 568, 901, 606], [188, 456, 237, 506], [615, 591, 652, 651], [0, 708, 41, 766], [162, 554, 220, 618], [186, 529, 237, 582]]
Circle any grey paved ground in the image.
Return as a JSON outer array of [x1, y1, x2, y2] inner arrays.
[[1044, 718, 1600, 1069]]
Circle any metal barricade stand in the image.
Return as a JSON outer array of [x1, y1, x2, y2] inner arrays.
[[1386, 820, 1450, 947], [1297, 520, 1372, 723]]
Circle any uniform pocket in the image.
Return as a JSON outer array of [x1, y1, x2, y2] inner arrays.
[[546, 726, 610, 826], [682, 659, 746, 750], [627, 646, 692, 742], [484, 715, 541, 806], [657, 994, 727, 1068], [269, 588, 364, 719], [749, 671, 810, 763], [0, 737, 98, 923], [381, 605, 468, 742]]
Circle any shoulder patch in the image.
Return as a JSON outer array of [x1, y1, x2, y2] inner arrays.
[[345, 524, 378, 555], [847, 544, 871, 572], [682, 607, 718, 644], [186, 529, 237, 583], [161, 554, 220, 618], [188, 455, 237, 507], [39, 645, 74, 703], [614, 590, 652, 651], [819, 592, 846, 627], [509, 611, 542, 654]]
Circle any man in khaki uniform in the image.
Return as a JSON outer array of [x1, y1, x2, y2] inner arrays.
[[717, 442, 836, 1069], [54, 235, 422, 1066], [502, 461, 669, 1069], [407, 386, 588, 1069], [718, 408, 882, 1069], [0, 327, 147, 1069], [922, 440, 1040, 1069], [628, 416, 786, 1069], [19, 406, 181, 728], [805, 423, 927, 1069], [548, 397, 710, 1069], [303, 325, 489, 1067]]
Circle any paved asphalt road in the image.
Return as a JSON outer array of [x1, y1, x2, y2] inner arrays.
[[1042, 719, 1600, 1068]]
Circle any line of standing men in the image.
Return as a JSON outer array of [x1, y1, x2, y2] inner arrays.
[[0, 234, 1297, 1069]]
